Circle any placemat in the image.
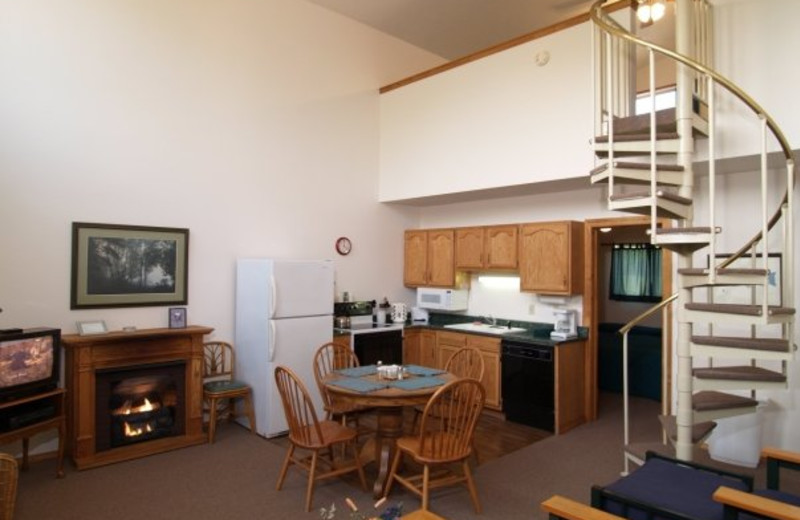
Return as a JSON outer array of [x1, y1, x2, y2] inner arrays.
[[389, 376, 446, 391], [327, 377, 388, 393], [404, 365, 445, 377], [336, 365, 378, 377]]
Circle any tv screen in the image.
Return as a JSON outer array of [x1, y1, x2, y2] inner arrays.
[[0, 328, 61, 402]]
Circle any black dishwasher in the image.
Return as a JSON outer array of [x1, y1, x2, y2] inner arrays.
[[501, 339, 555, 432]]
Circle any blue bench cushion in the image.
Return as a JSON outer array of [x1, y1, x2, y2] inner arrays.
[[601, 457, 750, 520]]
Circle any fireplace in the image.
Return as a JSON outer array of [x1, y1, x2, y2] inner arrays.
[[95, 362, 186, 452], [62, 326, 211, 469]]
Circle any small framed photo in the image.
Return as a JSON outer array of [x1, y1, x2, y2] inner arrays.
[[168, 307, 187, 329], [77, 320, 108, 336]]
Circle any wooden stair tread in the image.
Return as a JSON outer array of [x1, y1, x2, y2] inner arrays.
[[658, 415, 717, 443], [612, 108, 677, 135], [693, 390, 758, 412], [590, 161, 685, 175], [694, 365, 786, 382], [679, 267, 768, 276], [656, 226, 716, 235], [595, 131, 680, 143], [685, 303, 796, 316], [691, 335, 790, 352], [609, 189, 692, 204]]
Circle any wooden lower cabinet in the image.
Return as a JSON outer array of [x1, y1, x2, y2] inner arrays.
[[555, 340, 586, 434], [435, 331, 501, 411], [403, 329, 420, 365], [333, 333, 351, 350], [419, 330, 437, 368], [404, 328, 436, 368]]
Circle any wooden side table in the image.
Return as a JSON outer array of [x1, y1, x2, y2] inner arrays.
[[0, 388, 66, 478]]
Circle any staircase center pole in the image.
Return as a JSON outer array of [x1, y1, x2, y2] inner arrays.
[[674, 0, 696, 462]]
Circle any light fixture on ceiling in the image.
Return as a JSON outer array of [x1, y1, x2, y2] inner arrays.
[[600, 227, 612, 233], [637, 0, 666, 24]]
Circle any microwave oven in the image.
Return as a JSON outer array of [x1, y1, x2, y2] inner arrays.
[[416, 288, 469, 311]]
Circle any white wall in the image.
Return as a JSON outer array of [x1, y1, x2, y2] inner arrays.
[[378, 22, 595, 202], [0, 0, 443, 453], [704, 0, 800, 160]]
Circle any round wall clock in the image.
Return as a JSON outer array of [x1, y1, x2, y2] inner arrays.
[[335, 236, 352, 256]]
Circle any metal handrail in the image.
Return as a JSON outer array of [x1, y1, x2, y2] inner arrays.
[[590, 0, 795, 270], [619, 293, 678, 335], [619, 293, 677, 474]]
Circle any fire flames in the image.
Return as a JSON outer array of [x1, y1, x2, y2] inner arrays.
[[124, 421, 154, 437], [113, 398, 161, 438]]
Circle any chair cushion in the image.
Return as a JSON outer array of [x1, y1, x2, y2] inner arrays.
[[601, 457, 750, 520], [752, 488, 800, 507], [204, 380, 249, 394]]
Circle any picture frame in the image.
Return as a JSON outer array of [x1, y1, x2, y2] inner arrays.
[[708, 253, 782, 306], [77, 320, 108, 336], [168, 307, 187, 329], [71, 222, 189, 309]]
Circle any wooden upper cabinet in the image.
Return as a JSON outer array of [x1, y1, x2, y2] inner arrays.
[[427, 229, 455, 287], [455, 225, 518, 271], [485, 225, 518, 269], [404, 229, 455, 287], [455, 227, 485, 270], [404, 230, 428, 286], [519, 221, 584, 294]]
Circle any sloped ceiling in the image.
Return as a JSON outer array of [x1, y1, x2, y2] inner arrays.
[[304, 0, 596, 60]]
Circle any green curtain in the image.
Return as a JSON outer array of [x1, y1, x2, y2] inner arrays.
[[610, 243, 662, 302]]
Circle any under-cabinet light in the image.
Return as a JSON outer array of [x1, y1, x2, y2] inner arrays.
[[477, 274, 520, 290]]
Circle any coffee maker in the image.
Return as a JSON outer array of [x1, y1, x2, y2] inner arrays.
[[550, 309, 577, 340]]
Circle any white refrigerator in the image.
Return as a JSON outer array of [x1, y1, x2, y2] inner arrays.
[[234, 258, 334, 437]]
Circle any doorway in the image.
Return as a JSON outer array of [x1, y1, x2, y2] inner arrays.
[[582, 216, 673, 421]]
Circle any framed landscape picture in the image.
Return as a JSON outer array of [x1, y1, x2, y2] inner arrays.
[[71, 222, 189, 309]]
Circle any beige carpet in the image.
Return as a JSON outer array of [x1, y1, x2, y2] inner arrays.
[[12, 394, 771, 520]]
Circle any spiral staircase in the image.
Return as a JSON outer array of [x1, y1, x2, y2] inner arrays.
[[589, 0, 795, 469]]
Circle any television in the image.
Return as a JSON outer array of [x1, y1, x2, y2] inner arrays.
[[0, 327, 61, 404]]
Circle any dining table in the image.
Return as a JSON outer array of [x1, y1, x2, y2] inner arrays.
[[322, 364, 456, 498]]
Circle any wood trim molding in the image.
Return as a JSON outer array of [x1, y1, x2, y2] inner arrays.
[[380, 0, 635, 94], [582, 216, 673, 421]]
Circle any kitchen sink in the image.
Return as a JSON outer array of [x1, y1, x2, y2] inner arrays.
[[443, 322, 527, 335]]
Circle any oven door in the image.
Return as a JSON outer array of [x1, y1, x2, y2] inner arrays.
[[352, 330, 403, 366]]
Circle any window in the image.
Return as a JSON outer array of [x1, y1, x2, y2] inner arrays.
[[610, 244, 662, 302], [635, 87, 676, 115]]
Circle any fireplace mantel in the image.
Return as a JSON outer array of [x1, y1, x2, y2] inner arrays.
[[62, 325, 213, 469]]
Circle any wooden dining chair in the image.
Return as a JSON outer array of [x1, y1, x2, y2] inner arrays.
[[274, 365, 367, 512], [384, 377, 486, 512], [312, 342, 372, 433], [410, 346, 485, 434], [203, 341, 256, 443], [0, 453, 18, 520]]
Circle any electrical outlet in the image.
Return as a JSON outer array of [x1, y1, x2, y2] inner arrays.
[[528, 303, 536, 315]]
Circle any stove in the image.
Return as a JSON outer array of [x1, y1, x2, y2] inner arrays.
[[334, 300, 404, 365]]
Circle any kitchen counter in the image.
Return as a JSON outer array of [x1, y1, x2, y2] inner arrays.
[[404, 316, 586, 347]]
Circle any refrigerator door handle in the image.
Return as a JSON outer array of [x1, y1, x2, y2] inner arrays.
[[269, 321, 276, 362], [270, 274, 278, 319]]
